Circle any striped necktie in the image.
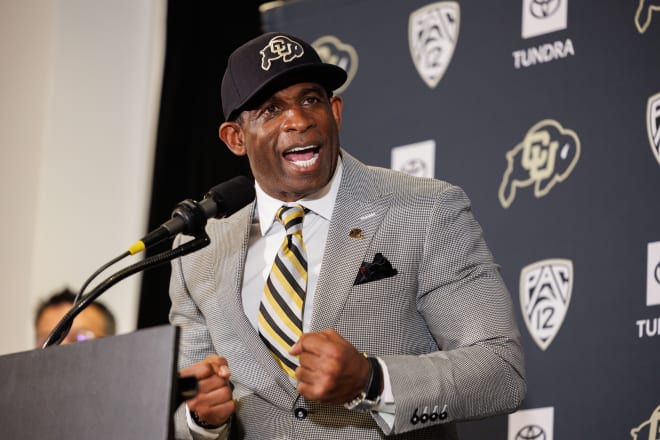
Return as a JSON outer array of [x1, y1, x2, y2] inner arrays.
[[258, 205, 307, 378]]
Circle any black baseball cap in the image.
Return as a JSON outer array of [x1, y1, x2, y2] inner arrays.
[[221, 32, 348, 120]]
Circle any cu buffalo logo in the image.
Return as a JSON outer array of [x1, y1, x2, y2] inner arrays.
[[630, 405, 660, 439], [312, 35, 357, 94], [499, 119, 580, 209], [635, 0, 660, 33], [260, 35, 304, 71]]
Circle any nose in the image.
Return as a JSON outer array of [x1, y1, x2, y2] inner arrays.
[[282, 105, 314, 132]]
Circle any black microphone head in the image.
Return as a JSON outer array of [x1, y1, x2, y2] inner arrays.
[[205, 176, 255, 218]]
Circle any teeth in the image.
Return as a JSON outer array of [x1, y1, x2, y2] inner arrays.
[[291, 153, 319, 168], [286, 145, 316, 153]]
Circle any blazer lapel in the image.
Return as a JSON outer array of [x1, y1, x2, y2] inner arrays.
[[310, 152, 393, 331]]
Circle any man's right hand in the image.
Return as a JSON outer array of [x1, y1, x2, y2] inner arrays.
[[180, 354, 235, 427]]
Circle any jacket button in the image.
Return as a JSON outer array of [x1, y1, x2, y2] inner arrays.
[[294, 408, 308, 419]]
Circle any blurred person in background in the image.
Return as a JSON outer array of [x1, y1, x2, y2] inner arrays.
[[34, 287, 116, 348]]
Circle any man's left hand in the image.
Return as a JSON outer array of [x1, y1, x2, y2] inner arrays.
[[289, 329, 371, 404]]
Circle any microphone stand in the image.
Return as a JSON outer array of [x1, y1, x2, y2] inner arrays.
[[41, 232, 210, 349]]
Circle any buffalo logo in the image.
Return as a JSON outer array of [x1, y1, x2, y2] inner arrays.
[[409, 2, 460, 89], [630, 405, 660, 439], [260, 35, 304, 71], [635, 0, 660, 33], [647, 92, 660, 167], [530, 0, 561, 19], [312, 35, 357, 94], [516, 424, 546, 440], [520, 259, 573, 351], [499, 119, 580, 209]]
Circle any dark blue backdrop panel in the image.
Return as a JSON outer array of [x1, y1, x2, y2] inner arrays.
[[262, 0, 660, 438]]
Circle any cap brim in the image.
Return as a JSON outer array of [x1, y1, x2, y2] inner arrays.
[[227, 63, 347, 120]]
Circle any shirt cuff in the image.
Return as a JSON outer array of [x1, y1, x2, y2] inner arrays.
[[185, 404, 229, 439], [371, 357, 396, 434]]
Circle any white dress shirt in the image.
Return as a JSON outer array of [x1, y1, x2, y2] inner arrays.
[[242, 161, 342, 332]]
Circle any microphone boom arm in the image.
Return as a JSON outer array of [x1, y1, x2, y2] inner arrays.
[[42, 232, 211, 349]]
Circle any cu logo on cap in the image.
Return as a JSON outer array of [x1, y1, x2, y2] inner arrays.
[[260, 36, 304, 71], [530, 0, 561, 18]]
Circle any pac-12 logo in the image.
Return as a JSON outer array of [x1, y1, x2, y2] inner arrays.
[[647, 92, 660, 168], [520, 259, 573, 351], [499, 119, 580, 208], [409, 2, 460, 89]]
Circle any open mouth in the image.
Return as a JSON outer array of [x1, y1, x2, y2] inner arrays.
[[283, 145, 320, 168]]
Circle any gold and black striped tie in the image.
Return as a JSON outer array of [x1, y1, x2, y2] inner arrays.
[[258, 205, 307, 378]]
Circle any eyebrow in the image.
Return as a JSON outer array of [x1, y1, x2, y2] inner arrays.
[[252, 84, 328, 115], [297, 85, 327, 98]]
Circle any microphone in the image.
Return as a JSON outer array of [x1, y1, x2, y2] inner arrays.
[[44, 177, 253, 348], [128, 176, 255, 254]]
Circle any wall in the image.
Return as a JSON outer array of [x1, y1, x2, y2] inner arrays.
[[0, 0, 166, 354]]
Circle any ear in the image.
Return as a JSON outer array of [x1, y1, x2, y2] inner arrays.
[[330, 96, 343, 130], [219, 121, 246, 156]]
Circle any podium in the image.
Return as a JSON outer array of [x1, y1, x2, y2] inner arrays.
[[0, 325, 181, 439]]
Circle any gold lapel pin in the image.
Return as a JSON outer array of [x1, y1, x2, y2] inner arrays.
[[349, 228, 364, 239]]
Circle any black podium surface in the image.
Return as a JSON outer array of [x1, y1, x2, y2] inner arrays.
[[0, 325, 179, 439]]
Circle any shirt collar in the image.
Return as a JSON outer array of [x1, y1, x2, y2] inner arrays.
[[255, 158, 343, 236]]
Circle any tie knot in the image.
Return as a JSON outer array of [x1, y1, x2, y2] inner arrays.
[[276, 205, 305, 235]]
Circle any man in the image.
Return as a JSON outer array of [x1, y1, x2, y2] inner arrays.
[[170, 32, 526, 439], [35, 288, 116, 347]]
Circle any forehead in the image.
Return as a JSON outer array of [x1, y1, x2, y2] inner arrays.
[[273, 82, 327, 98], [74, 306, 108, 332], [247, 81, 328, 109]]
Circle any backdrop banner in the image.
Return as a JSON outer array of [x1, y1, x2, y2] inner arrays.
[[262, 0, 660, 438]]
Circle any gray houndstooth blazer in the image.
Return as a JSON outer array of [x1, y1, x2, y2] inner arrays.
[[169, 150, 526, 439]]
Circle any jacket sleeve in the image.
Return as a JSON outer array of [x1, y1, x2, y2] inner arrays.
[[382, 185, 526, 434], [169, 234, 229, 440]]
